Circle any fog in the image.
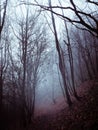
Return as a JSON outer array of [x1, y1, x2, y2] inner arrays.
[[0, 0, 98, 129]]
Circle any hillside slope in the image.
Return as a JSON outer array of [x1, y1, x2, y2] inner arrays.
[[32, 80, 98, 130]]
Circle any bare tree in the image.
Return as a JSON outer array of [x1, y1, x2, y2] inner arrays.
[[57, 0, 79, 100], [48, 0, 72, 106], [0, 0, 8, 111], [72, 27, 98, 81], [26, 0, 98, 37], [13, 10, 48, 126], [0, 17, 11, 129]]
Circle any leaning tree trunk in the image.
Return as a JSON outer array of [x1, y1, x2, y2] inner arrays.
[[48, 0, 72, 106]]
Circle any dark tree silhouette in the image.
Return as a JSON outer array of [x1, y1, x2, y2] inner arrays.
[[29, 0, 98, 37], [48, 0, 72, 106], [0, 0, 8, 35]]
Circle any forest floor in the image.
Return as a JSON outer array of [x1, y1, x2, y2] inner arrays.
[[31, 80, 98, 130], [3, 80, 98, 130]]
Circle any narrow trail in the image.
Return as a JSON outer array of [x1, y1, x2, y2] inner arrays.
[[32, 80, 98, 130]]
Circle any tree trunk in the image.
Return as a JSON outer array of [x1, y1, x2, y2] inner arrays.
[[49, 0, 72, 106]]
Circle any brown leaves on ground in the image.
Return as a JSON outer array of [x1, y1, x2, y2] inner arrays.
[[32, 80, 98, 130]]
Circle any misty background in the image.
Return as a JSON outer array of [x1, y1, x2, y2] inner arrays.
[[0, 0, 98, 129]]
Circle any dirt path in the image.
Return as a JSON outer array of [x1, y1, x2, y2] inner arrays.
[[32, 80, 98, 130]]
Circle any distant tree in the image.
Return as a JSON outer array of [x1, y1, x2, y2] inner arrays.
[[14, 10, 48, 126], [72, 28, 98, 80]]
